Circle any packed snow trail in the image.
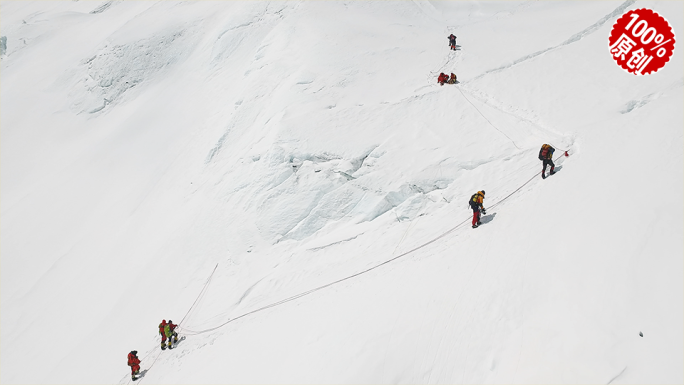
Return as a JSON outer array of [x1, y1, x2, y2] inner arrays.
[[2, 2, 681, 384], [457, 86, 523, 150]]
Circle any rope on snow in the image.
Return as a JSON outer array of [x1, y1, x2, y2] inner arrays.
[[121, 152, 570, 382], [180, 153, 568, 336]]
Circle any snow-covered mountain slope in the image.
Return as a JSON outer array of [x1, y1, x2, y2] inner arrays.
[[1, 1, 682, 384]]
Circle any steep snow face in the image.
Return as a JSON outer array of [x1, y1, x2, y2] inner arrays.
[[1, 1, 682, 384]]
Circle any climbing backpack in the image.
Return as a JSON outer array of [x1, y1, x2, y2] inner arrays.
[[469, 193, 480, 209], [539, 144, 554, 160], [128, 351, 137, 366]]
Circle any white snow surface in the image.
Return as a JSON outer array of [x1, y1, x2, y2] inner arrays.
[[1, 1, 683, 384]]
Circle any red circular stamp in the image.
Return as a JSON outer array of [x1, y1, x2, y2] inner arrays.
[[608, 8, 676, 75]]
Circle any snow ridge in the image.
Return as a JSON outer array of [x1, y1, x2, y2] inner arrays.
[[469, 0, 637, 81]]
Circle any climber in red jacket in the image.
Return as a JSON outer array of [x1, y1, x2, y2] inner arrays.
[[127, 350, 141, 381]]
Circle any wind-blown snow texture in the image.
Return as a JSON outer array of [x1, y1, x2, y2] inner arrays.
[[1, 1, 682, 384]]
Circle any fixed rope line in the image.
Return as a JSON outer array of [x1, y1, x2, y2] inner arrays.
[[120, 154, 567, 382], [489, 153, 566, 210], [179, 263, 219, 327], [179, 151, 569, 338], [456, 87, 523, 150], [120, 319, 168, 384], [119, 264, 219, 384], [135, 349, 163, 385], [489, 173, 538, 210], [547, 142, 570, 154], [182, 217, 473, 336], [392, 204, 422, 256], [179, 155, 568, 336]]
